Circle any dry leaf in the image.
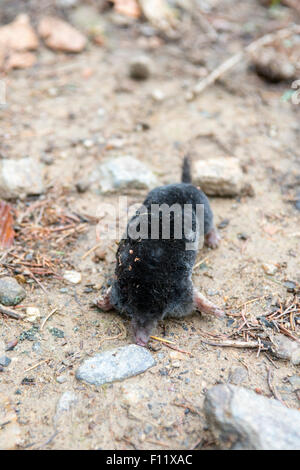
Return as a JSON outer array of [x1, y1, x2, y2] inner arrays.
[[0, 201, 15, 249]]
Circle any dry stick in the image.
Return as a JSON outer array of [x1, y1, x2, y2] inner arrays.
[[0, 304, 22, 320], [150, 335, 176, 344], [201, 338, 261, 349], [160, 341, 193, 357], [189, 24, 300, 99], [25, 359, 49, 373], [40, 308, 58, 331], [267, 367, 289, 408], [81, 242, 103, 260], [278, 324, 300, 344]]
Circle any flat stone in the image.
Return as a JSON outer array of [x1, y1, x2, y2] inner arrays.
[[38, 16, 87, 53], [0, 277, 26, 306], [193, 157, 244, 197], [91, 156, 158, 193], [205, 384, 300, 450], [76, 344, 156, 386], [271, 334, 300, 366], [0, 157, 44, 200]]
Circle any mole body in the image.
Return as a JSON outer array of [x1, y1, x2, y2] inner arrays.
[[97, 157, 224, 346]]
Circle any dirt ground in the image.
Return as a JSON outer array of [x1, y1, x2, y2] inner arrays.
[[0, 0, 300, 450]]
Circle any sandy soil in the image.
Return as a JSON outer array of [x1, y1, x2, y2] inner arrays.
[[0, 0, 299, 450]]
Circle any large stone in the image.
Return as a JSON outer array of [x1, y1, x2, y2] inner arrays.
[[91, 156, 158, 193], [0, 157, 44, 199], [193, 157, 244, 197], [0, 276, 26, 306], [205, 384, 300, 450], [38, 16, 87, 53], [76, 344, 156, 386]]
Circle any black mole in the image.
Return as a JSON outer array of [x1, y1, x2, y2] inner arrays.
[[97, 156, 224, 346]]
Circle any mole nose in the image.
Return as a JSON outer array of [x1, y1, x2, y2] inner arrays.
[[134, 330, 149, 347]]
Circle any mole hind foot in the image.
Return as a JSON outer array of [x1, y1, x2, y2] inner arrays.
[[194, 289, 225, 318], [95, 287, 113, 312], [205, 227, 221, 249]]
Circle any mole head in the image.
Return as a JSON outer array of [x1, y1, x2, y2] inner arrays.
[[131, 316, 157, 347]]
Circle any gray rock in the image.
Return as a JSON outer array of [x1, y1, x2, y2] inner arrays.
[[0, 277, 26, 306], [0, 356, 11, 367], [288, 375, 300, 391], [0, 157, 44, 199], [76, 344, 156, 386], [193, 157, 244, 197], [129, 55, 152, 80], [205, 384, 300, 450], [56, 375, 67, 384], [90, 156, 158, 193], [32, 341, 43, 355], [271, 334, 300, 366]]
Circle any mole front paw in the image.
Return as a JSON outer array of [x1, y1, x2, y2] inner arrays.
[[205, 228, 221, 249]]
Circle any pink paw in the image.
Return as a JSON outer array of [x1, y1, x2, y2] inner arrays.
[[205, 229, 221, 249]]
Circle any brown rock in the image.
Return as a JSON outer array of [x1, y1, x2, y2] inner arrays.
[[0, 14, 38, 52], [38, 16, 87, 53], [5, 51, 36, 71], [193, 157, 244, 197]]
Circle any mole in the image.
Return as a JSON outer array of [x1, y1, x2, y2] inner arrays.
[[96, 156, 224, 346]]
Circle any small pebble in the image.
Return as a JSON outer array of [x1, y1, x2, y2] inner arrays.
[[25, 306, 41, 323], [63, 270, 82, 284], [129, 55, 152, 80], [262, 263, 278, 276], [0, 356, 11, 367], [218, 219, 230, 229]]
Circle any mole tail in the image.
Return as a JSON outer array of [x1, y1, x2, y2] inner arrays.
[[181, 155, 192, 183]]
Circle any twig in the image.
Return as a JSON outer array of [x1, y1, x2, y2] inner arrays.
[[236, 294, 271, 309], [25, 359, 49, 373], [40, 308, 58, 331], [81, 242, 103, 260], [201, 338, 261, 349], [160, 341, 193, 357], [188, 24, 300, 100], [267, 367, 288, 408], [0, 304, 22, 320], [278, 324, 300, 344], [193, 256, 210, 271], [150, 335, 176, 344]]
